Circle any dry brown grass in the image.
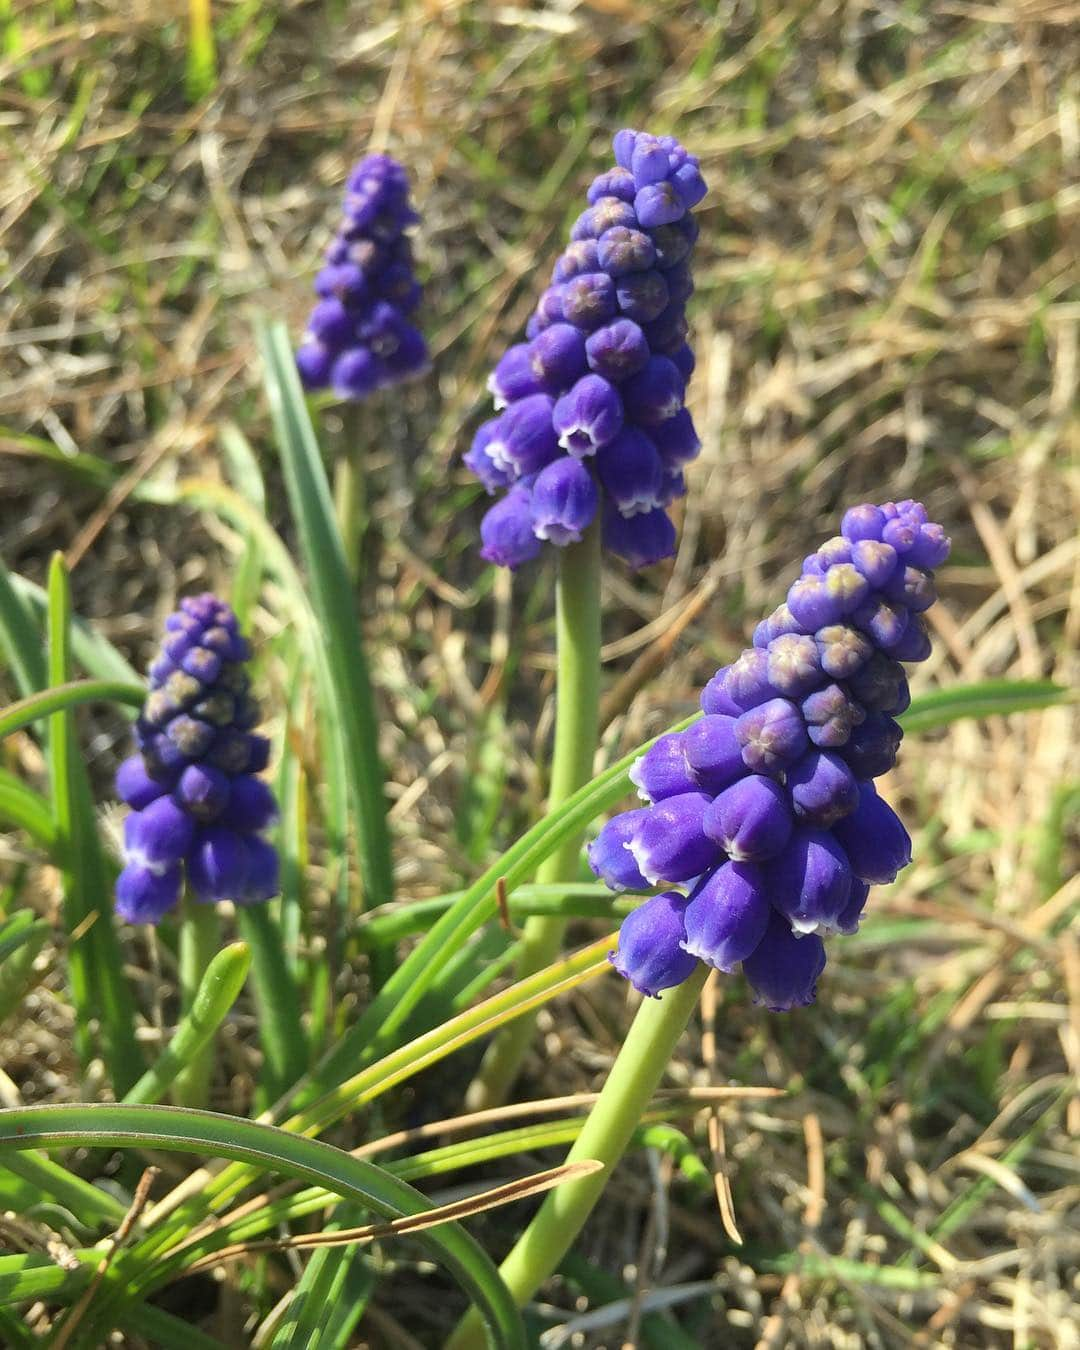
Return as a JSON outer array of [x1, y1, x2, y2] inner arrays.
[[1, 1, 1078, 1345]]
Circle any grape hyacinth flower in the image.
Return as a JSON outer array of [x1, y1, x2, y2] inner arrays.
[[114, 594, 279, 924], [296, 154, 427, 399], [466, 130, 707, 569], [593, 500, 950, 1007]]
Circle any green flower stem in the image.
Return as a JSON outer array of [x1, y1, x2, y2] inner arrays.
[[170, 897, 221, 1109], [467, 518, 603, 1110], [446, 963, 708, 1350], [334, 403, 368, 584], [125, 942, 250, 1107]]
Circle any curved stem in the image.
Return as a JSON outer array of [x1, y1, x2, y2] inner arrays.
[[466, 519, 603, 1110], [334, 403, 368, 584], [170, 896, 221, 1109], [446, 963, 708, 1350]]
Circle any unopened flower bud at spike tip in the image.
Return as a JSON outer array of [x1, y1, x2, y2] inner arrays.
[[297, 153, 427, 400], [465, 129, 707, 567], [595, 498, 950, 1009], [115, 594, 279, 924]]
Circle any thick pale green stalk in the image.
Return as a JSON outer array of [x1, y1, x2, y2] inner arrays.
[[446, 964, 708, 1350], [467, 520, 603, 1110], [170, 897, 221, 1109]]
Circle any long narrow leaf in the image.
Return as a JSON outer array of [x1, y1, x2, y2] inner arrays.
[[0, 678, 145, 741], [899, 678, 1071, 733], [45, 556, 142, 1093], [0, 554, 46, 698], [256, 317, 394, 917], [0, 1103, 526, 1350], [13, 574, 140, 685], [0, 768, 57, 848]]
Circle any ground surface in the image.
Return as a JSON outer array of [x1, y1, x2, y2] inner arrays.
[[1, 2, 1078, 1346]]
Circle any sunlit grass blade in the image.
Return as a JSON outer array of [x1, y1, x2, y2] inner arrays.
[[185, 0, 216, 103], [0, 678, 145, 741], [299, 714, 698, 1103], [268, 1214, 374, 1350], [217, 420, 266, 626], [124, 942, 251, 1107], [236, 906, 308, 1104], [900, 678, 1072, 732], [0, 1150, 127, 1232], [0, 768, 57, 848], [0, 555, 46, 698], [45, 555, 142, 1094], [256, 316, 394, 920], [0, 1103, 527, 1350], [13, 574, 140, 684]]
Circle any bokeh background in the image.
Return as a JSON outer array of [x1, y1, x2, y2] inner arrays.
[[1, 1, 1077, 1345]]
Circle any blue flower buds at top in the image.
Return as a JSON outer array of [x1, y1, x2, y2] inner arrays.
[[466, 130, 706, 568], [592, 499, 950, 1006], [114, 594, 279, 924], [296, 153, 427, 399], [609, 892, 699, 997]]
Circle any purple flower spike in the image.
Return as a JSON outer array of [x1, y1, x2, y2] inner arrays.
[[743, 910, 827, 1011], [681, 715, 746, 794], [188, 826, 250, 903], [595, 428, 664, 516], [682, 862, 771, 972], [585, 319, 650, 382], [116, 594, 279, 923], [296, 153, 426, 399], [466, 129, 706, 568], [629, 733, 697, 803], [489, 343, 543, 408], [786, 751, 859, 828], [553, 375, 624, 457], [610, 892, 699, 998], [115, 756, 169, 810], [832, 784, 912, 883], [588, 811, 650, 892], [488, 394, 559, 477], [531, 457, 598, 546], [703, 775, 793, 861], [602, 503, 677, 569], [735, 698, 809, 775], [594, 497, 949, 1006], [766, 828, 853, 936], [480, 486, 542, 569], [115, 864, 183, 925], [628, 792, 721, 885]]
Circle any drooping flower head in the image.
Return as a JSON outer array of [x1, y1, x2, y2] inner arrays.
[[296, 153, 427, 400], [591, 500, 950, 1008], [114, 594, 279, 924], [465, 130, 707, 569]]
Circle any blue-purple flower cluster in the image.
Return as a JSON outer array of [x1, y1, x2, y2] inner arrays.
[[465, 130, 707, 570], [296, 154, 427, 400], [114, 594, 279, 925], [590, 501, 950, 1009]]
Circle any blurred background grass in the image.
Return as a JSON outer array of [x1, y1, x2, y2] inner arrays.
[[1, 0, 1078, 1345]]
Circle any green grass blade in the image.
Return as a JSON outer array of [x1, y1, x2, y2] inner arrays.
[[256, 316, 394, 917], [235, 906, 307, 1103], [12, 574, 139, 684], [124, 942, 251, 1107], [0, 554, 46, 698], [45, 556, 142, 1094], [121, 1302, 230, 1350], [0, 678, 145, 741], [0, 1250, 93, 1304], [0, 1305, 38, 1347], [298, 714, 698, 1104], [900, 678, 1072, 733], [185, 0, 217, 103], [0, 769, 56, 847], [271, 1216, 374, 1350], [0, 1150, 127, 1231], [0, 1103, 526, 1350]]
